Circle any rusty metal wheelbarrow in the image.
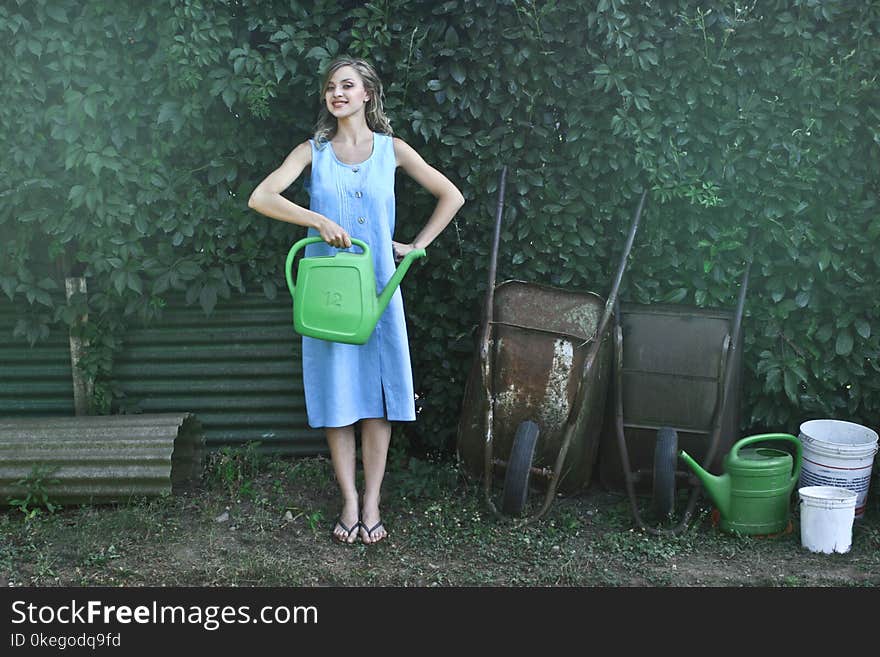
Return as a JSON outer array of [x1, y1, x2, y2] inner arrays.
[[456, 167, 647, 523]]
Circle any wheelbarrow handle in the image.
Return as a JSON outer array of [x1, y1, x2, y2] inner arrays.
[[481, 166, 508, 517], [479, 165, 508, 362]]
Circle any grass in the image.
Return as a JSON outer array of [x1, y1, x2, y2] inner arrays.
[[1, 447, 879, 587]]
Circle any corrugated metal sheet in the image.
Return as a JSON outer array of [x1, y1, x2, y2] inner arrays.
[[0, 413, 204, 504], [0, 303, 76, 417], [113, 294, 325, 455]]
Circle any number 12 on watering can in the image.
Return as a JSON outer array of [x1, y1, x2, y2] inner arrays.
[[285, 237, 425, 345]]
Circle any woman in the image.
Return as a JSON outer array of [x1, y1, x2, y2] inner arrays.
[[248, 56, 464, 545]]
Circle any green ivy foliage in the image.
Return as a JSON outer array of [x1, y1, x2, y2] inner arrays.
[[2, 1, 878, 449]]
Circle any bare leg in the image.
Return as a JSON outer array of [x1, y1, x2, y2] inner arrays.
[[359, 417, 391, 544], [325, 425, 359, 543]]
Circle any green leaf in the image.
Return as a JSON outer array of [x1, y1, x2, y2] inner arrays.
[[855, 319, 871, 340], [135, 216, 149, 235], [306, 46, 328, 60], [788, 363, 809, 383], [777, 299, 798, 318], [127, 273, 143, 294], [661, 288, 687, 304], [224, 264, 243, 290], [445, 27, 459, 48], [112, 271, 126, 296], [765, 368, 782, 392], [185, 284, 199, 306], [222, 88, 236, 110], [1, 277, 15, 300], [157, 102, 178, 125], [847, 269, 865, 284], [450, 63, 465, 85], [153, 272, 171, 295], [83, 97, 97, 119], [199, 285, 217, 315], [45, 5, 69, 23], [783, 370, 798, 403], [835, 331, 853, 357], [176, 261, 201, 278]]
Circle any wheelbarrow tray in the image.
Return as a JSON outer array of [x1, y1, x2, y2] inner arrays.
[[457, 280, 613, 495], [598, 302, 743, 493]]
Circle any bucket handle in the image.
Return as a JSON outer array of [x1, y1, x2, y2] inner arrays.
[[731, 433, 802, 486], [285, 237, 369, 298]]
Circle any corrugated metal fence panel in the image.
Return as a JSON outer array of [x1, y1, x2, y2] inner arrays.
[[114, 294, 325, 455], [0, 413, 204, 504], [0, 301, 76, 417]]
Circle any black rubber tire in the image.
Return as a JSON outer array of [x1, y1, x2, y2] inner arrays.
[[501, 420, 540, 516], [653, 426, 678, 519]]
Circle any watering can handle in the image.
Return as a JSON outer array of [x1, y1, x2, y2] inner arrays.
[[730, 433, 802, 486], [284, 237, 369, 297]]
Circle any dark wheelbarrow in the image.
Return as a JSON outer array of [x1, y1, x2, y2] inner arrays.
[[456, 167, 647, 523], [598, 236, 755, 535]]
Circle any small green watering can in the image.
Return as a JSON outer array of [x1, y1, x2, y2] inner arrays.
[[285, 237, 425, 345], [680, 433, 802, 536]]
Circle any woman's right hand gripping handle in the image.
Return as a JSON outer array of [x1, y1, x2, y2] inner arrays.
[[315, 216, 351, 249]]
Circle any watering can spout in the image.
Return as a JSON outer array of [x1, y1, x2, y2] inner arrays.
[[377, 247, 426, 316], [679, 449, 731, 518]]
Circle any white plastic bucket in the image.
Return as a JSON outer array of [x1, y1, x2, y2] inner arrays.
[[798, 419, 879, 519], [799, 486, 857, 554]]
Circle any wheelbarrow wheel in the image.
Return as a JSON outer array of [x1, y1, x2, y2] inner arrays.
[[653, 426, 678, 519], [502, 420, 540, 516]]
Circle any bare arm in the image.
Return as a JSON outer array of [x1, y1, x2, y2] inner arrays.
[[392, 137, 465, 260], [247, 141, 351, 248]]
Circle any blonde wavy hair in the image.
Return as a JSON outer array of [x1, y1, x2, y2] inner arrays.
[[313, 56, 393, 145]]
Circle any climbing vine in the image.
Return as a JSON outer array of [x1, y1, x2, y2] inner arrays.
[[2, 0, 879, 451]]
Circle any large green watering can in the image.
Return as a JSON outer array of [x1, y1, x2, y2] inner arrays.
[[680, 433, 802, 536], [285, 237, 425, 345]]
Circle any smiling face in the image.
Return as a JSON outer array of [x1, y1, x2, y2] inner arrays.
[[313, 57, 392, 143], [324, 65, 370, 120]]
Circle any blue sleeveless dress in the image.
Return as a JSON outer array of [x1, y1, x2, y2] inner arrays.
[[300, 132, 416, 428]]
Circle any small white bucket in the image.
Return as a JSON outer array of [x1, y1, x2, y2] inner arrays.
[[798, 419, 879, 519], [799, 486, 858, 554]]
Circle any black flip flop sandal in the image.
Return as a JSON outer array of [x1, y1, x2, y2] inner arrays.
[[331, 517, 360, 544], [361, 520, 387, 545]]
